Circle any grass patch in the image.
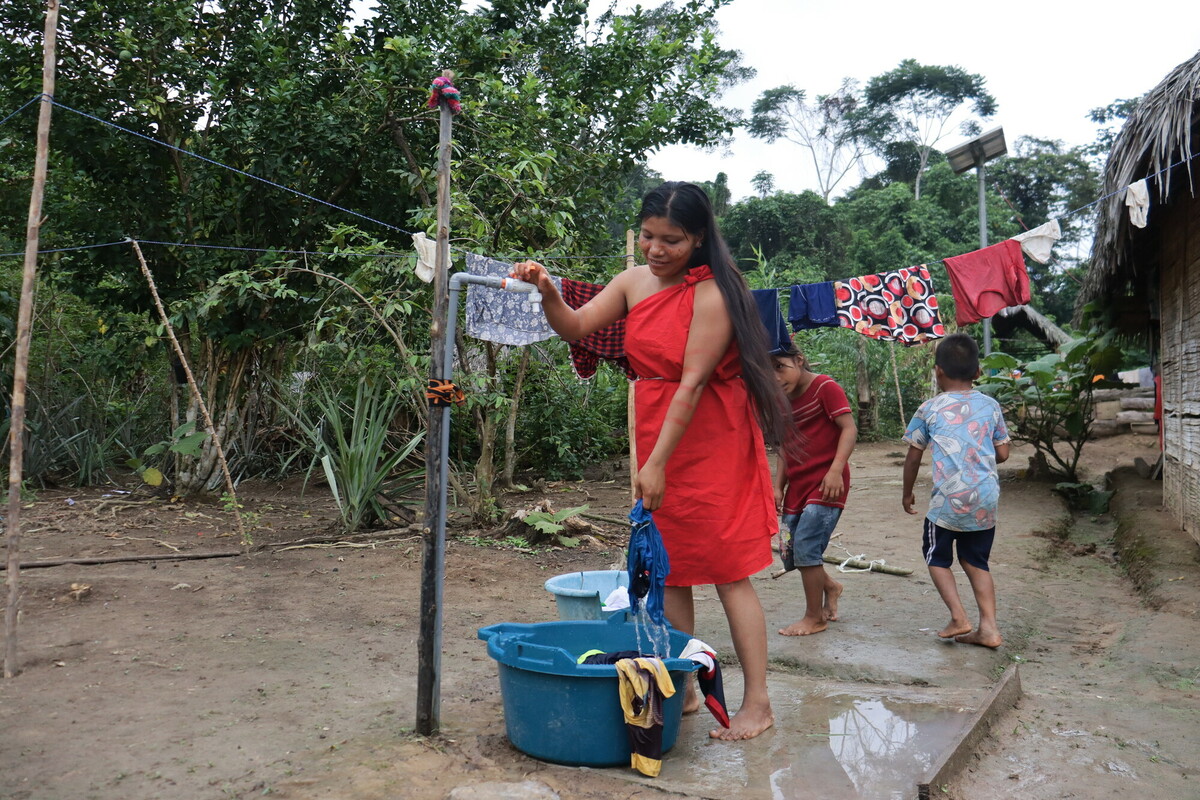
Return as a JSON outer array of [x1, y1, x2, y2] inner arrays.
[[1112, 510, 1164, 608]]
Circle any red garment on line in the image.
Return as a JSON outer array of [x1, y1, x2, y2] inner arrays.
[[624, 266, 775, 587], [942, 239, 1031, 326]]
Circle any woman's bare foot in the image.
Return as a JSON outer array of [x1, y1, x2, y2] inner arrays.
[[823, 580, 843, 621], [937, 620, 972, 638], [955, 628, 1003, 648], [779, 616, 828, 636], [710, 702, 774, 740], [682, 680, 701, 714]]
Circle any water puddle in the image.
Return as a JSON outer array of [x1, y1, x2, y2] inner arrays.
[[661, 688, 973, 799], [767, 693, 971, 799]]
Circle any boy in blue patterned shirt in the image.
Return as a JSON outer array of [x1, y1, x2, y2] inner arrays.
[[902, 334, 1011, 648]]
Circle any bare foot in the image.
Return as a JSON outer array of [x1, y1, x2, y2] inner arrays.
[[710, 703, 774, 740], [937, 621, 972, 639], [778, 617, 828, 636], [955, 628, 1003, 648], [823, 580, 843, 621], [682, 680, 700, 714]]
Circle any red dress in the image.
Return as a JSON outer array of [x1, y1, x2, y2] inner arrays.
[[624, 266, 776, 586]]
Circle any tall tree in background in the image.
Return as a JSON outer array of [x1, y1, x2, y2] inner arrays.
[[751, 170, 775, 197], [747, 79, 871, 201], [862, 59, 997, 200]]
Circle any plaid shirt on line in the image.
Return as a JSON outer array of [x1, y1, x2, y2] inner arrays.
[[560, 279, 635, 380]]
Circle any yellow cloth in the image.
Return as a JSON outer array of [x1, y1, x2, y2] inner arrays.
[[615, 658, 676, 777]]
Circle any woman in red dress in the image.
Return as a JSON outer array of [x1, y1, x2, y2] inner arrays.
[[513, 182, 787, 740]]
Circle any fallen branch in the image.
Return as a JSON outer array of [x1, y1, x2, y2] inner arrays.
[[771, 556, 913, 579], [579, 512, 628, 527], [274, 536, 421, 553], [105, 535, 183, 552], [1, 551, 242, 570]]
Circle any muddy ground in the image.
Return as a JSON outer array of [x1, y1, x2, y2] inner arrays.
[[1, 434, 1197, 799]]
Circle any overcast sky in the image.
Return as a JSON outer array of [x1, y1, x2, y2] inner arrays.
[[625, 0, 1200, 202]]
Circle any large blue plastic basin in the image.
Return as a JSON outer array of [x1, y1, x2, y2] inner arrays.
[[477, 615, 698, 766]]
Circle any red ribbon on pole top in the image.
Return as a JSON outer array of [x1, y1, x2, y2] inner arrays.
[[426, 75, 462, 115]]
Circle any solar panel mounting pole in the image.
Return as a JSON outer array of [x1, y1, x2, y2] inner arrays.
[[416, 69, 456, 735]]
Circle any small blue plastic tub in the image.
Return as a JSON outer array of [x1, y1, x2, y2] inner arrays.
[[543, 570, 629, 620], [477, 614, 698, 766]]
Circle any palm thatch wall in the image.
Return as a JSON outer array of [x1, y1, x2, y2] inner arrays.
[[1077, 49, 1200, 542], [1077, 49, 1200, 318]]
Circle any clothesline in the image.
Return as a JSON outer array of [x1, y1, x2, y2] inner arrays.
[[2, 92, 1196, 270]]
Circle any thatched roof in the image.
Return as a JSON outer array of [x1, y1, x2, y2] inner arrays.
[[1075, 49, 1200, 322], [993, 304, 1072, 350]]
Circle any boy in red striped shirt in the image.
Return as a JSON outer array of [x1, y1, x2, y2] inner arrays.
[[773, 343, 857, 636]]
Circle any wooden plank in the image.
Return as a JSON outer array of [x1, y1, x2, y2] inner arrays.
[[917, 664, 1023, 799]]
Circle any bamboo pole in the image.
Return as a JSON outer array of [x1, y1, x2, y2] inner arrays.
[[5, 0, 60, 680], [417, 70, 456, 736], [128, 240, 248, 547], [625, 229, 637, 503]]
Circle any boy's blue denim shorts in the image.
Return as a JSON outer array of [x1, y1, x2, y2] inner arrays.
[[780, 504, 842, 570]]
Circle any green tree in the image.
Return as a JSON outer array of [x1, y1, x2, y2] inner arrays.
[[747, 79, 871, 201], [862, 59, 997, 200], [751, 170, 776, 198], [722, 191, 848, 280], [1, 0, 753, 506]]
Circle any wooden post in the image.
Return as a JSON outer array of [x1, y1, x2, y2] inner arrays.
[[416, 70, 456, 736], [625, 229, 638, 502], [129, 240, 247, 547], [5, 0, 59, 680]]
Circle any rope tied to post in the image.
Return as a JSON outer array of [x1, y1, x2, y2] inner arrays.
[[426, 378, 465, 407], [426, 76, 462, 114]]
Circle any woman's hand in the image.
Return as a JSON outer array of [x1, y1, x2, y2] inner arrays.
[[635, 462, 667, 512], [511, 260, 556, 295]]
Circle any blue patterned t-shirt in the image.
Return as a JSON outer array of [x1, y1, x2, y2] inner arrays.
[[903, 390, 1011, 531]]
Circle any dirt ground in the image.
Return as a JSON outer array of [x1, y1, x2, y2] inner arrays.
[[1, 433, 1198, 799]]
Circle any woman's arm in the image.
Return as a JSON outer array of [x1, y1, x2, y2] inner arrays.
[[637, 280, 732, 510], [510, 260, 630, 341]]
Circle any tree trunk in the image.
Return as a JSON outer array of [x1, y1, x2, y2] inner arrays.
[[855, 337, 876, 436], [501, 347, 530, 489]]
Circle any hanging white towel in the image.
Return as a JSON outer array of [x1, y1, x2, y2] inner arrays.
[[1011, 218, 1061, 264], [411, 232, 436, 283], [1125, 180, 1150, 228]]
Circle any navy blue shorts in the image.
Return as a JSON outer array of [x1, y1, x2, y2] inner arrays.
[[922, 518, 995, 571]]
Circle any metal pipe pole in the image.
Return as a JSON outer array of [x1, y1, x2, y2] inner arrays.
[[977, 157, 992, 356], [416, 71, 455, 735]]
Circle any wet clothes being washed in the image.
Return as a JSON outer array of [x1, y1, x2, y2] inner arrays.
[[624, 266, 776, 587], [615, 658, 676, 777]]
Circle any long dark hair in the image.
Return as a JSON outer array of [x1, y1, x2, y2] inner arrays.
[[638, 181, 788, 445]]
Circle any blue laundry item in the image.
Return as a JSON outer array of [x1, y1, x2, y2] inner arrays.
[[627, 500, 670, 626], [464, 253, 562, 346], [788, 282, 839, 331], [751, 288, 791, 354]]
